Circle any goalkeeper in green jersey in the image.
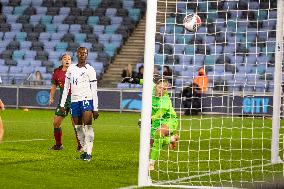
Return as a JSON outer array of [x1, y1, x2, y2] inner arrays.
[[122, 76, 179, 171]]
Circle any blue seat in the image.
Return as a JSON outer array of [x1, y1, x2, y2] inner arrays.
[[104, 43, 117, 57], [55, 42, 68, 52], [184, 45, 195, 55], [164, 34, 175, 43], [30, 15, 42, 25], [88, 16, 100, 26], [154, 54, 165, 65], [6, 14, 18, 23], [0, 65, 9, 74], [106, 8, 117, 17], [87, 52, 98, 61], [117, 83, 131, 89], [11, 23, 22, 32], [30, 60, 41, 67], [34, 66, 46, 73], [128, 8, 141, 22], [99, 34, 111, 44], [24, 50, 36, 61], [48, 51, 62, 62], [105, 25, 119, 34], [89, 0, 101, 8], [16, 32, 27, 42], [77, 0, 88, 9], [9, 66, 22, 74], [13, 6, 27, 15], [12, 50, 25, 61], [31, 0, 42, 6], [111, 34, 122, 43], [205, 55, 218, 65], [123, 0, 134, 9], [111, 16, 123, 25], [178, 55, 192, 65], [39, 32, 51, 42], [22, 66, 34, 74], [4, 32, 16, 40], [57, 24, 69, 33], [45, 24, 57, 33], [173, 44, 185, 54], [53, 15, 66, 24], [80, 42, 92, 50], [192, 55, 205, 65], [41, 15, 52, 25], [21, 0, 31, 6], [36, 7, 47, 15], [44, 41, 56, 51], [51, 33, 64, 43], [69, 24, 81, 34], [59, 7, 70, 16], [74, 33, 86, 43], [3, 6, 14, 16], [209, 45, 223, 55]]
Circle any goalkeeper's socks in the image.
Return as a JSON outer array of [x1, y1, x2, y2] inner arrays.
[[84, 125, 94, 155], [150, 137, 164, 161], [54, 127, 62, 146], [75, 125, 86, 151]]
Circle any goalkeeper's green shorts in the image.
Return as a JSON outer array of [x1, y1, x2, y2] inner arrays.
[[151, 118, 178, 139]]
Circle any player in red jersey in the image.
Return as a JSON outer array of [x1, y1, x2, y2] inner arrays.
[[49, 53, 82, 151]]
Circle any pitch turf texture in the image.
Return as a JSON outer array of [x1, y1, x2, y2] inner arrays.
[[0, 109, 283, 188]]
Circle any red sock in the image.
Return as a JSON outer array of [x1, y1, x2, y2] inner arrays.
[[54, 128, 62, 146]]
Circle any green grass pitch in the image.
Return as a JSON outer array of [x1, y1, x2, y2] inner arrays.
[[0, 109, 283, 188]]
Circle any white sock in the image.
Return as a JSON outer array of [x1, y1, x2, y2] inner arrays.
[[84, 125, 94, 155], [75, 125, 86, 152], [150, 159, 155, 165]]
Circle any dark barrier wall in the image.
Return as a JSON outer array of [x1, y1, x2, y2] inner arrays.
[[0, 86, 274, 115]]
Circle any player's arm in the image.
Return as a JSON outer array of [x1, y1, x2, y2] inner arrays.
[[151, 107, 167, 122], [89, 68, 99, 120], [49, 84, 57, 105], [0, 99, 4, 110], [59, 68, 71, 109]]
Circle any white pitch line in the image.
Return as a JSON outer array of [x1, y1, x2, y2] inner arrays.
[[155, 162, 279, 185], [116, 185, 139, 189], [2, 138, 51, 143]]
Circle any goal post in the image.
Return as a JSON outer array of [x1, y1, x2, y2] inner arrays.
[[271, 0, 284, 164], [139, 0, 284, 188], [138, 0, 157, 187]]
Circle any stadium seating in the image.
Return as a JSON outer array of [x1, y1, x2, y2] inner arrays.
[[122, 0, 277, 92], [0, 0, 146, 85]]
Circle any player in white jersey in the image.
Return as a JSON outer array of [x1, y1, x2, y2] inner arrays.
[[60, 47, 99, 161]]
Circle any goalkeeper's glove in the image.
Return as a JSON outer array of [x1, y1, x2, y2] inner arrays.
[[121, 77, 140, 84]]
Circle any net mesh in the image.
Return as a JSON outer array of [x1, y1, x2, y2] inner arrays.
[[150, 0, 284, 187]]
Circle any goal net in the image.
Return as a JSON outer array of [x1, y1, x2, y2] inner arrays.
[[139, 0, 284, 188]]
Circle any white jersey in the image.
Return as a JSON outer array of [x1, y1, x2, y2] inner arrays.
[[60, 63, 98, 111]]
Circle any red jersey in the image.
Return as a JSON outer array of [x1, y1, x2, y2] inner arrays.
[[51, 66, 66, 91]]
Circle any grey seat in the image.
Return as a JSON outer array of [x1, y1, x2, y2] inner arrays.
[[17, 15, 30, 24], [36, 51, 48, 61], [22, 23, 34, 33], [27, 32, 40, 42], [62, 33, 74, 43], [34, 24, 45, 33], [67, 42, 79, 51], [6, 41, 20, 51]]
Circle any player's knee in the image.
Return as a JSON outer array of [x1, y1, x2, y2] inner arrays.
[[53, 121, 61, 128]]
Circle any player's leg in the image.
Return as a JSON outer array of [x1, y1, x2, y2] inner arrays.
[[71, 102, 85, 154], [82, 110, 94, 161], [0, 116, 4, 142], [70, 118, 83, 152], [149, 120, 179, 170], [65, 98, 83, 151], [50, 115, 64, 150]]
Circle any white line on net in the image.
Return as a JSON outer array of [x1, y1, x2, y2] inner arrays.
[[154, 162, 279, 185]]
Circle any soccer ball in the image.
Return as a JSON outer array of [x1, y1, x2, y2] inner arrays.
[[183, 13, 202, 32]]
